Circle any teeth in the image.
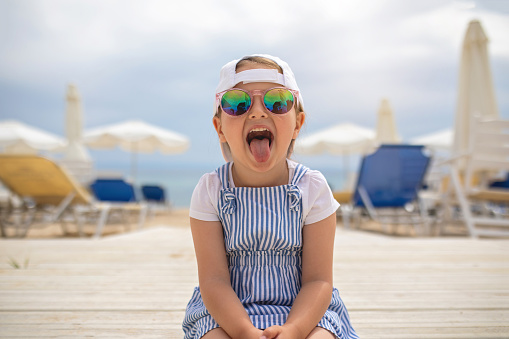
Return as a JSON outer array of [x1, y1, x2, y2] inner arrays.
[[249, 128, 269, 133], [246, 127, 273, 145]]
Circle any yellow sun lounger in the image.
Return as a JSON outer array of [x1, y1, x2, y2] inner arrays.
[[0, 154, 146, 238]]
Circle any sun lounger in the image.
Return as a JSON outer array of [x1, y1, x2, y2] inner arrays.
[[0, 155, 144, 238], [343, 144, 432, 235], [89, 178, 148, 235], [141, 185, 171, 217], [445, 117, 509, 237]]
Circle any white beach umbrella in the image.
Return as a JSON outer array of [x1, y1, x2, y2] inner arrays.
[[453, 20, 499, 157], [294, 123, 376, 189], [375, 98, 400, 144], [0, 120, 66, 154], [62, 84, 91, 162], [411, 128, 453, 151], [84, 120, 190, 180], [295, 123, 375, 156]]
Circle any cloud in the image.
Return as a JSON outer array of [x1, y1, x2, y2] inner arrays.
[[0, 0, 508, 170]]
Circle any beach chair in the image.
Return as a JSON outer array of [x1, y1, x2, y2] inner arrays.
[[0, 154, 112, 238], [490, 173, 509, 189], [141, 185, 166, 203], [343, 144, 432, 235], [446, 117, 509, 237], [141, 185, 171, 217], [90, 179, 138, 202], [89, 178, 148, 235]]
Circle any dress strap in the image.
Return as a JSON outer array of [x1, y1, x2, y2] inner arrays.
[[290, 163, 308, 186], [287, 163, 308, 213], [215, 162, 232, 190], [216, 163, 236, 215]]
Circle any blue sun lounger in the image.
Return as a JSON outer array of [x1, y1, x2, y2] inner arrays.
[[141, 185, 171, 217], [141, 185, 167, 203], [89, 178, 147, 236], [346, 144, 432, 235]]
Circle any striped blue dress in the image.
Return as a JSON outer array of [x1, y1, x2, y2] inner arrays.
[[183, 163, 358, 339]]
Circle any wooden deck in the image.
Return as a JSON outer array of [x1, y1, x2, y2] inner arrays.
[[1, 224, 508, 338]]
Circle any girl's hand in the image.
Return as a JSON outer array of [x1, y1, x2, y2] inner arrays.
[[244, 327, 264, 339], [228, 326, 263, 339], [260, 325, 282, 339], [260, 324, 302, 339]]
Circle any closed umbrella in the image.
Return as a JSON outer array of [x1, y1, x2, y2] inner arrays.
[[453, 20, 499, 158], [84, 120, 190, 181], [0, 120, 66, 154], [62, 84, 91, 162], [375, 98, 400, 144]]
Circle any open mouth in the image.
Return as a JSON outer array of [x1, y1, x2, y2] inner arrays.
[[246, 128, 273, 162], [247, 128, 273, 146]]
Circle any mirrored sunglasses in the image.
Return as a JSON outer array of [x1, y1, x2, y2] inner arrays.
[[216, 87, 298, 116]]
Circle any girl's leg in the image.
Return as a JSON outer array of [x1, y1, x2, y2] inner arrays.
[[307, 326, 336, 339], [202, 327, 231, 339]]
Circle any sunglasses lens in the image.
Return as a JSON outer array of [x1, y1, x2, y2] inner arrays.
[[221, 90, 251, 116], [264, 88, 294, 114]]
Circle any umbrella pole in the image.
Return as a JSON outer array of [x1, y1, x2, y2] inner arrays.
[[131, 142, 137, 184], [343, 154, 350, 190], [132, 152, 136, 183]]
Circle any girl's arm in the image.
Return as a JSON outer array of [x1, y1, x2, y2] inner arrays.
[[190, 217, 262, 339], [261, 213, 336, 339]]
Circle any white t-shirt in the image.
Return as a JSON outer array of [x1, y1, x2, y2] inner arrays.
[[189, 160, 339, 226]]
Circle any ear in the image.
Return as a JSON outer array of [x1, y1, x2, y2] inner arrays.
[[292, 112, 305, 139], [213, 116, 227, 143]]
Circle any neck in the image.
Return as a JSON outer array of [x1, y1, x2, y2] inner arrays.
[[231, 159, 289, 187]]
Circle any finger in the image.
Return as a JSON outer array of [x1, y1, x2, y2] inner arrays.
[[261, 325, 283, 339]]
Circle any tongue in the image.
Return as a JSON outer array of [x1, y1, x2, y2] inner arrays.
[[249, 138, 271, 162]]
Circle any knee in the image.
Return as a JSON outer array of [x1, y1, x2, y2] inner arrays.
[[201, 327, 231, 339], [307, 327, 336, 339]]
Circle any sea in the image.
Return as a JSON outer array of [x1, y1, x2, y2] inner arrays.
[[133, 165, 348, 208]]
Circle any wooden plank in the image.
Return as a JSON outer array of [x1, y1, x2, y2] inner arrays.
[[0, 310, 507, 338], [2, 309, 505, 325], [1, 226, 508, 338]]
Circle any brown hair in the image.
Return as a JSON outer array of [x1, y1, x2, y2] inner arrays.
[[235, 56, 284, 73]]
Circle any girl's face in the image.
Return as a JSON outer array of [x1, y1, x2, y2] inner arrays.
[[213, 63, 305, 177]]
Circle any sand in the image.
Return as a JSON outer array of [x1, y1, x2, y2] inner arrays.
[[2, 206, 469, 239], [1, 207, 191, 239]]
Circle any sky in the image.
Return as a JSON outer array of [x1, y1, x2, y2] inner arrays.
[[1, 0, 509, 175]]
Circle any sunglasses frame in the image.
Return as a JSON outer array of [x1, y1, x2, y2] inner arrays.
[[216, 87, 299, 117]]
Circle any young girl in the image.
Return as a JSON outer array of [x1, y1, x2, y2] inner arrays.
[[182, 54, 358, 339]]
